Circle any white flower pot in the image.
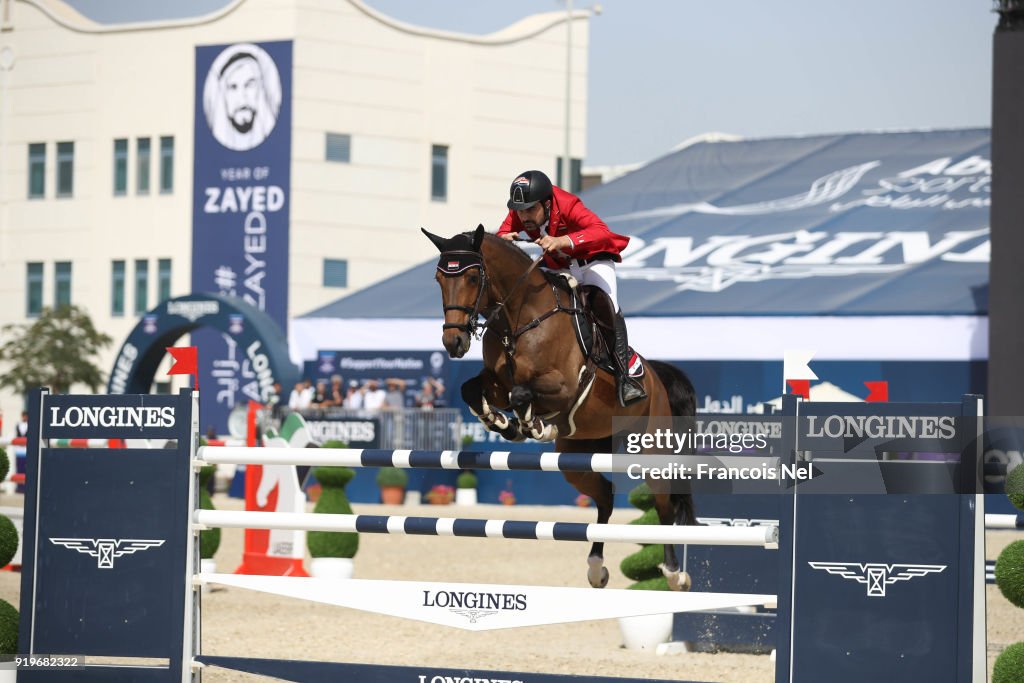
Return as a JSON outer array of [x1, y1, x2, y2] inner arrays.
[[618, 613, 674, 651], [0, 667, 16, 682], [310, 557, 354, 580], [200, 559, 216, 593], [455, 488, 477, 506]]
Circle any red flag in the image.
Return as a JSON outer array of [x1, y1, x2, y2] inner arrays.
[[786, 379, 810, 400], [167, 346, 198, 386], [864, 381, 889, 402]]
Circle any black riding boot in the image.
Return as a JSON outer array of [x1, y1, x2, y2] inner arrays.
[[611, 312, 647, 406], [591, 289, 647, 407]]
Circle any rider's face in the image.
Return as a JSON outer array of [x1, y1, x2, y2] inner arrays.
[[515, 201, 548, 230]]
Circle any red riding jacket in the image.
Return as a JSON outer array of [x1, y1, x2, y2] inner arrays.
[[497, 186, 629, 270]]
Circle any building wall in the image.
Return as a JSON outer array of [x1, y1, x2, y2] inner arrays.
[[0, 0, 589, 426]]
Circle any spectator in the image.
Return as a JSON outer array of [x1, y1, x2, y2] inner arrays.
[[14, 411, 29, 438], [300, 379, 315, 409], [324, 375, 344, 407], [268, 382, 283, 418], [288, 381, 305, 410], [362, 379, 387, 412], [383, 378, 407, 409], [311, 379, 329, 408], [343, 379, 363, 409], [415, 378, 445, 409]]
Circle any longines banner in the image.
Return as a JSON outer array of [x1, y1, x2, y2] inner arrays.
[[192, 40, 293, 432]]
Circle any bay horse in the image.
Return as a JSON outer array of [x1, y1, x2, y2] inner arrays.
[[423, 225, 698, 591]]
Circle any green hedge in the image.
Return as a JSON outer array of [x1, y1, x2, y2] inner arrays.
[[308, 467, 358, 559], [198, 465, 220, 560], [0, 599, 16, 654], [996, 540, 1024, 609], [619, 484, 667, 590], [1007, 464, 1024, 513], [994, 641, 1024, 683]]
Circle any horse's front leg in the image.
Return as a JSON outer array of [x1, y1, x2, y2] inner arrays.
[[562, 470, 613, 588], [509, 371, 575, 442], [462, 375, 524, 442]]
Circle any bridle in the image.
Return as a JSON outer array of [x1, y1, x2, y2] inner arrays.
[[437, 250, 491, 338]]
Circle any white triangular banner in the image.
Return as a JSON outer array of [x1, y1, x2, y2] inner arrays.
[[202, 574, 775, 632], [782, 349, 818, 392]]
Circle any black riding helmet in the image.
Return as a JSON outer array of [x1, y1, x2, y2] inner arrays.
[[507, 170, 553, 211]]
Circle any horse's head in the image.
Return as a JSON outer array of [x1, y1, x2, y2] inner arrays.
[[422, 224, 487, 359]]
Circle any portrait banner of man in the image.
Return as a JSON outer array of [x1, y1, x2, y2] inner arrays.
[[193, 40, 293, 435], [202, 42, 283, 152]]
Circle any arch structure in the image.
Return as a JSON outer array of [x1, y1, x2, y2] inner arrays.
[[107, 293, 299, 403]]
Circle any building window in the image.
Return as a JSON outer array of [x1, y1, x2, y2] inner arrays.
[[134, 259, 149, 315], [325, 133, 351, 163], [29, 143, 46, 199], [54, 261, 72, 307], [114, 139, 128, 196], [431, 144, 448, 202], [137, 137, 151, 194], [555, 157, 583, 194], [158, 258, 172, 302], [112, 260, 125, 317], [323, 259, 348, 288], [159, 136, 174, 193], [26, 262, 43, 317], [56, 142, 74, 198]]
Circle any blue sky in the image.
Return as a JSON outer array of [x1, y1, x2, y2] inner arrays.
[[66, 0, 995, 165]]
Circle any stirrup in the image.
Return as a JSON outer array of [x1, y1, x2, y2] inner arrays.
[[617, 375, 647, 407]]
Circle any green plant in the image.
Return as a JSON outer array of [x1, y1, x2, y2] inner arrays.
[[198, 465, 220, 560], [0, 447, 8, 481], [308, 467, 358, 558], [996, 540, 1024, 609], [0, 516, 18, 569], [1007, 464, 1024, 512], [376, 467, 408, 489], [620, 484, 669, 591], [0, 599, 17, 654], [322, 440, 347, 449], [456, 471, 477, 489], [993, 641, 1024, 683]]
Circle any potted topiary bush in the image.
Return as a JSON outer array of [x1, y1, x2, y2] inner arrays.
[[0, 446, 18, 665], [198, 465, 221, 585], [455, 470, 477, 506], [308, 466, 358, 579], [376, 467, 408, 505], [617, 483, 673, 651]]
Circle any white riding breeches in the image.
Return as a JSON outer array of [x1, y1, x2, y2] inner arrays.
[[546, 259, 619, 311]]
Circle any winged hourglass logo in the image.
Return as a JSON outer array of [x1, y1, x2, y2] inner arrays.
[[808, 562, 946, 597], [49, 538, 165, 569]]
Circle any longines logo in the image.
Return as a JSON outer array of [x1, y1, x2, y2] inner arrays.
[[805, 415, 956, 440], [48, 405, 176, 429], [611, 155, 989, 293], [422, 590, 526, 624], [50, 538, 165, 569], [417, 675, 524, 683], [167, 300, 220, 322], [808, 562, 946, 597]]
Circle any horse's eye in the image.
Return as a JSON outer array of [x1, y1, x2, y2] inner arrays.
[[468, 274, 480, 285]]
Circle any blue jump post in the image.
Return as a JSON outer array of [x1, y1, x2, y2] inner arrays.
[[17, 388, 199, 683], [773, 393, 986, 683]]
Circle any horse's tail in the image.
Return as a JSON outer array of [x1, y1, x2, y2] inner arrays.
[[648, 360, 696, 418], [648, 360, 698, 526]]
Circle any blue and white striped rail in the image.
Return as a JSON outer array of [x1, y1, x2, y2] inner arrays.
[[199, 446, 632, 472], [987, 560, 996, 585], [194, 510, 780, 548], [986, 514, 1024, 530]]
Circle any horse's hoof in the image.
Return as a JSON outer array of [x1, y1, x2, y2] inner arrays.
[[660, 565, 691, 592], [587, 556, 609, 589]]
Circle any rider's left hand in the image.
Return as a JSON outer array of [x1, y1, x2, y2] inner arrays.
[[536, 235, 572, 254]]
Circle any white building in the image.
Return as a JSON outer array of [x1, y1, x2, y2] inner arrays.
[[0, 0, 591, 425]]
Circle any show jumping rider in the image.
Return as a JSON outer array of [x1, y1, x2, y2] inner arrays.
[[497, 169, 646, 407]]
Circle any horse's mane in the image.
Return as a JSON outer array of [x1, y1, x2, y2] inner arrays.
[[475, 232, 534, 269]]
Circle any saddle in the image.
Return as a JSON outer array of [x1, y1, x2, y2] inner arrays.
[[545, 273, 645, 381]]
